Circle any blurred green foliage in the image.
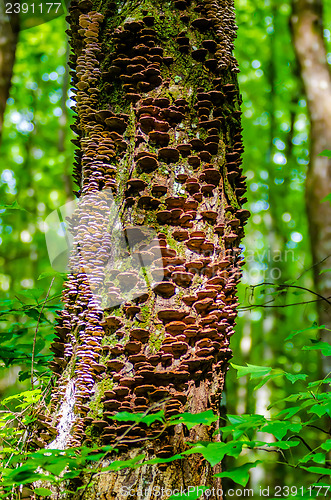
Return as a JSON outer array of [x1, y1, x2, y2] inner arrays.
[[0, 0, 331, 493]]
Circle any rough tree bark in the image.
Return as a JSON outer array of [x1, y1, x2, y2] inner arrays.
[[290, 0, 331, 374], [31, 0, 248, 498], [0, 6, 19, 138]]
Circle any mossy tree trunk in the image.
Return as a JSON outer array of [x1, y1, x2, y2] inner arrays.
[[291, 0, 331, 375], [32, 0, 248, 498]]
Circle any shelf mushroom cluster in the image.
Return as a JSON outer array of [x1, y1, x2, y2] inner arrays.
[[40, 0, 250, 452]]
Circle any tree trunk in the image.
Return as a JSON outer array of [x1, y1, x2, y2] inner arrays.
[[290, 0, 331, 374], [32, 0, 248, 497], [0, 7, 19, 138]]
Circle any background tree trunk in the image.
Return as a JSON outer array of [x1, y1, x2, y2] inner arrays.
[[290, 0, 331, 375], [0, 6, 19, 138], [32, 0, 247, 497]]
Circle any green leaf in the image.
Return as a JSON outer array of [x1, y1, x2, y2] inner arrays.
[[301, 466, 331, 476], [2, 465, 49, 485], [168, 486, 210, 500], [110, 410, 164, 426], [318, 149, 331, 157], [266, 440, 300, 450], [299, 453, 326, 465], [275, 406, 303, 419], [285, 322, 325, 341], [308, 401, 331, 418], [321, 440, 331, 452], [102, 454, 145, 471], [0, 200, 27, 211], [38, 271, 67, 280], [169, 410, 218, 430], [220, 414, 266, 440], [321, 193, 331, 205], [34, 488, 53, 496], [284, 372, 308, 384], [262, 421, 302, 440], [145, 454, 183, 465], [17, 288, 45, 301], [214, 461, 261, 487], [183, 441, 243, 467], [231, 363, 272, 379], [308, 378, 331, 389], [253, 372, 283, 391], [303, 340, 331, 356], [319, 268, 331, 275]]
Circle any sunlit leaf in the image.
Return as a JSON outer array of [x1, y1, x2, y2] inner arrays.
[[34, 488, 53, 496], [262, 421, 302, 440], [318, 149, 331, 157], [182, 441, 243, 466], [169, 410, 218, 429], [214, 461, 261, 487], [231, 363, 272, 379], [284, 373, 308, 384], [110, 410, 165, 426], [285, 323, 325, 341]]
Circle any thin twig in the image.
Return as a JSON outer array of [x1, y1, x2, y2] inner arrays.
[[239, 297, 328, 310], [296, 255, 331, 282], [31, 278, 55, 389], [250, 282, 331, 307]]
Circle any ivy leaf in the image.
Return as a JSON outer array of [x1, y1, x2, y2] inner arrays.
[[183, 441, 243, 467], [253, 372, 283, 391], [321, 441, 331, 452], [17, 288, 45, 301], [231, 363, 272, 379], [168, 486, 210, 500], [2, 465, 49, 485], [110, 410, 165, 426], [102, 454, 145, 471], [308, 378, 331, 389], [284, 373, 308, 384], [262, 421, 302, 440], [321, 193, 331, 205], [275, 406, 303, 419], [285, 322, 325, 341], [38, 271, 67, 280], [214, 461, 261, 487], [318, 149, 331, 157], [221, 414, 266, 440], [299, 453, 326, 465], [145, 454, 183, 465], [266, 440, 300, 450], [0, 200, 27, 211], [169, 410, 218, 429], [319, 268, 331, 275], [301, 466, 331, 476], [308, 402, 331, 418], [303, 340, 331, 356], [34, 488, 53, 497]]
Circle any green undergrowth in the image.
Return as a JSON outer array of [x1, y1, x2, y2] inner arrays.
[[1, 314, 331, 498]]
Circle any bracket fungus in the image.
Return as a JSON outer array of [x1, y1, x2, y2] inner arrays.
[[41, 0, 247, 458]]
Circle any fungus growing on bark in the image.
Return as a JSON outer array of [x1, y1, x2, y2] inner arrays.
[[42, 0, 246, 466], [153, 281, 176, 299]]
